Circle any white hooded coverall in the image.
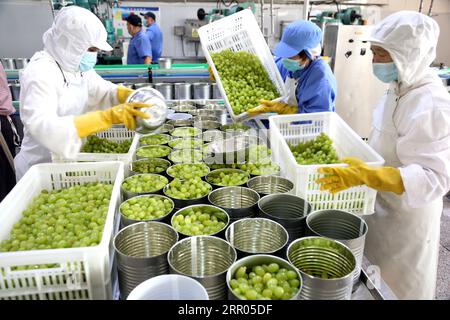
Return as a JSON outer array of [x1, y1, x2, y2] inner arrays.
[[364, 11, 450, 299], [14, 6, 119, 180]]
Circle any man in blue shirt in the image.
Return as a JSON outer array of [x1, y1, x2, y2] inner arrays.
[[142, 12, 163, 63], [126, 14, 152, 65], [248, 20, 337, 115]]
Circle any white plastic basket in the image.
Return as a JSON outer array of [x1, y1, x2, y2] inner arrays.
[[269, 112, 385, 215], [0, 161, 124, 300], [198, 9, 287, 122], [52, 126, 139, 166]]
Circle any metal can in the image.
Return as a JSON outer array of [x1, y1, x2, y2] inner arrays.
[[225, 218, 289, 258], [114, 221, 179, 299], [305, 209, 368, 290], [168, 236, 237, 300], [208, 186, 260, 221], [119, 194, 175, 227], [287, 237, 356, 300], [247, 176, 294, 197], [258, 194, 312, 245], [192, 83, 211, 100]]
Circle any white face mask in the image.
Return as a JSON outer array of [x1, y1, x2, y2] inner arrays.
[[79, 51, 98, 72]]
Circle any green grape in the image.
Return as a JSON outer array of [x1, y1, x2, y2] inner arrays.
[[206, 169, 249, 187], [211, 50, 280, 115], [171, 127, 201, 138], [230, 262, 300, 300], [131, 158, 170, 174], [289, 133, 340, 165], [168, 138, 203, 150], [172, 206, 227, 236], [164, 177, 212, 200], [120, 195, 173, 221], [139, 134, 171, 146], [136, 146, 172, 158], [81, 135, 131, 153], [167, 163, 209, 179], [121, 174, 168, 193], [0, 183, 113, 259], [169, 149, 203, 164]]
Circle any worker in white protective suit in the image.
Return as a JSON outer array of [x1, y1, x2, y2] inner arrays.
[[14, 6, 149, 180], [317, 11, 450, 299]]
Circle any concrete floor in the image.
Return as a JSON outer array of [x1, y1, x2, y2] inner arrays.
[[436, 197, 450, 300]]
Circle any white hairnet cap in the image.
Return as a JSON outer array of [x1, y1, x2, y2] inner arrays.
[[43, 6, 112, 72], [367, 10, 440, 87]]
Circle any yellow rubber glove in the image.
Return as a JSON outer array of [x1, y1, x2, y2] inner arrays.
[[316, 157, 405, 195], [208, 65, 215, 81], [74, 102, 150, 138], [117, 86, 135, 104], [247, 99, 298, 115]]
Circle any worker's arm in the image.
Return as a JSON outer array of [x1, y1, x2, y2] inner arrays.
[[85, 70, 120, 110], [19, 62, 83, 159]]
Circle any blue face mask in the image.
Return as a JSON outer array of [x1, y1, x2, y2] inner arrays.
[[79, 51, 98, 72], [372, 62, 398, 83], [144, 21, 149, 27], [282, 58, 306, 72]]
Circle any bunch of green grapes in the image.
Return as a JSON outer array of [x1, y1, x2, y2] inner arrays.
[[211, 50, 279, 115], [246, 144, 272, 164], [289, 133, 340, 165], [172, 206, 227, 236], [139, 134, 171, 146], [121, 174, 168, 193], [131, 158, 170, 174], [230, 263, 301, 300], [164, 177, 212, 200], [169, 149, 204, 164], [81, 135, 131, 153], [167, 163, 209, 180], [120, 195, 173, 221], [136, 145, 172, 158], [0, 183, 112, 253], [171, 127, 201, 138], [206, 170, 249, 187], [168, 138, 203, 150]]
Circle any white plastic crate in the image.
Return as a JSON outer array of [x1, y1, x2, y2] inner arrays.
[[269, 112, 385, 215], [52, 125, 139, 166], [198, 9, 287, 122], [0, 161, 124, 300]]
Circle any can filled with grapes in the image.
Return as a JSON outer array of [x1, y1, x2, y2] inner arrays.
[[114, 221, 179, 299], [305, 210, 368, 291], [135, 145, 173, 161], [120, 194, 175, 227], [258, 194, 312, 245], [171, 204, 229, 239], [226, 254, 302, 300], [129, 158, 172, 177], [208, 186, 260, 221], [121, 173, 169, 200], [163, 178, 213, 210], [287, 237, 356, 300], [225, 218, 289, 259], [168, 236, 236, 300], [205, 169, 250, 189]]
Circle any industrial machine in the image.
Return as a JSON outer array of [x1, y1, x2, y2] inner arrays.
[[312, 7, 366, 27], [197, 1, 256, 23]]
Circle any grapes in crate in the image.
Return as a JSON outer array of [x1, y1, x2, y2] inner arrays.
[[230, 263, 301, 300], [0, 183, 113, 253], [81, 135, 131, 153], [289, 133, 340, 165], [211, 50, 279, 115]]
